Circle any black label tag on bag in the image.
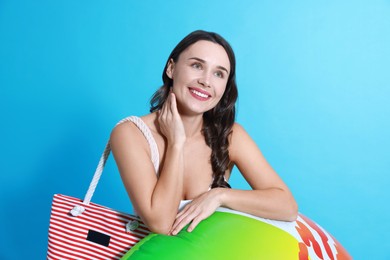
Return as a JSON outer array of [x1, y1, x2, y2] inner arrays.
[[86, 230, 111, 247]]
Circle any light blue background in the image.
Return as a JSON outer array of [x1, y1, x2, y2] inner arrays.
[[1, 1, 389, 259]]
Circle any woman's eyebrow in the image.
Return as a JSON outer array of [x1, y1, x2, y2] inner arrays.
[[189, 57, 229, 74]]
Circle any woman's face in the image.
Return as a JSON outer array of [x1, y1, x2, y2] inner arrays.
[[166, 40, 230, 115]]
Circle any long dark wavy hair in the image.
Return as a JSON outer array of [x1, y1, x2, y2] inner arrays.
[[150, 30, 238, 188]]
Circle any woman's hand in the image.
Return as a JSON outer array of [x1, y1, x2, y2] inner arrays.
[[158, 91, 186, 146], [169, 188, 224, 235]]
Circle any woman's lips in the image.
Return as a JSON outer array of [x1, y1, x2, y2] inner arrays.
[[188, 87, 211, 101]]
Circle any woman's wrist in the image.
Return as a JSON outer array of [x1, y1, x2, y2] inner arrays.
[[167, 141, 185, 150], [212, 187, 228, 207]]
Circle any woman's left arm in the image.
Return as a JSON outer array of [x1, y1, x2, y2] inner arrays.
[[170, 123, 298, 235], [218, 123, 298, 221]]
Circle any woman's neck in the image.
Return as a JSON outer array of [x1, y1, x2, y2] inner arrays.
[[180, 114, 203, 140]]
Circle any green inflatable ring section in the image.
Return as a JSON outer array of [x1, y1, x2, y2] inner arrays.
[[121, 211, 299, 259]]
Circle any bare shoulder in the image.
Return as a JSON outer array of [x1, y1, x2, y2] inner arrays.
[[231, 122, 246, 135], [229, 123, 258, 161], [110, 119, 149, 154], [110, 120, 138, 142], [230, 122, 250, 143]]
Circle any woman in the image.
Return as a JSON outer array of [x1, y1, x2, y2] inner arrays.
[[111, 30, 298, 256]]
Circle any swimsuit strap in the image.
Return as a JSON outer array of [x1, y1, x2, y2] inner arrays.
[[119, 116, 160, 175], [71, 116, 160, 216]]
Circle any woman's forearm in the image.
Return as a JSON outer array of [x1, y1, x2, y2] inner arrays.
[[145, 144, 185, 233], [217, 188, 298, 222]]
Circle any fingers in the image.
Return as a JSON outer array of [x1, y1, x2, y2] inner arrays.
[[169, 93, 179, 116], [158, 93, 169, 120], [187, 217, 202, 233], [169, 191, 222, 235], [171, 216, 201, 235], [175, 203, 190, 220], [158, 93, 173, 128], [158, 92, 186, 145], [159, 93, 176, 119], [170, 207, 204, 235], [169, 208, 188, 235]]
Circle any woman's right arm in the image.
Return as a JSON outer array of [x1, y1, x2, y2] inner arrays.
[[110, 93, 186, 234]]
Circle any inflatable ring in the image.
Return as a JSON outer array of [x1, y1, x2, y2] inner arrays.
[[121, 208, 351, 259]]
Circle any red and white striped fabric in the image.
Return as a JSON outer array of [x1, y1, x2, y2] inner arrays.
[[46, 117, 158, 259], [47, 194, 150, 260]]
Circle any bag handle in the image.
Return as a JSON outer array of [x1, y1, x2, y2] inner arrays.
[[71, 116, 160, 216]]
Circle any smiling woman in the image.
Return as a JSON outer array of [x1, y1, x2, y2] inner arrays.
[[165, 40, 230, 115], [109, 30, 351, 259]]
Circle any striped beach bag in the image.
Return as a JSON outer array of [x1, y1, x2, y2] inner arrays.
[[46, 116, 159, 259]]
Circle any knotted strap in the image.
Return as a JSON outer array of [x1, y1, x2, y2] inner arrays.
[[71, 116, 160, 216]]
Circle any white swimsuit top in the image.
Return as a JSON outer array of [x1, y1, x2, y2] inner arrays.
[[179, 200, 192, 211]]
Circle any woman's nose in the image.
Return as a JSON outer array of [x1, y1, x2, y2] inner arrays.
[[198, 72, 211, 87]]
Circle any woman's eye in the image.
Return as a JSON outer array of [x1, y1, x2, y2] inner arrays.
[[214, 71, 224, 78], [192, 63, 202, 69]]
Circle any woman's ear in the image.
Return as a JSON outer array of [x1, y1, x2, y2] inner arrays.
[[166, 59, 175, 79]]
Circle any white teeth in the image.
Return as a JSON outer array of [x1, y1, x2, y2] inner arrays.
[[191, 89, 209, 98]]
